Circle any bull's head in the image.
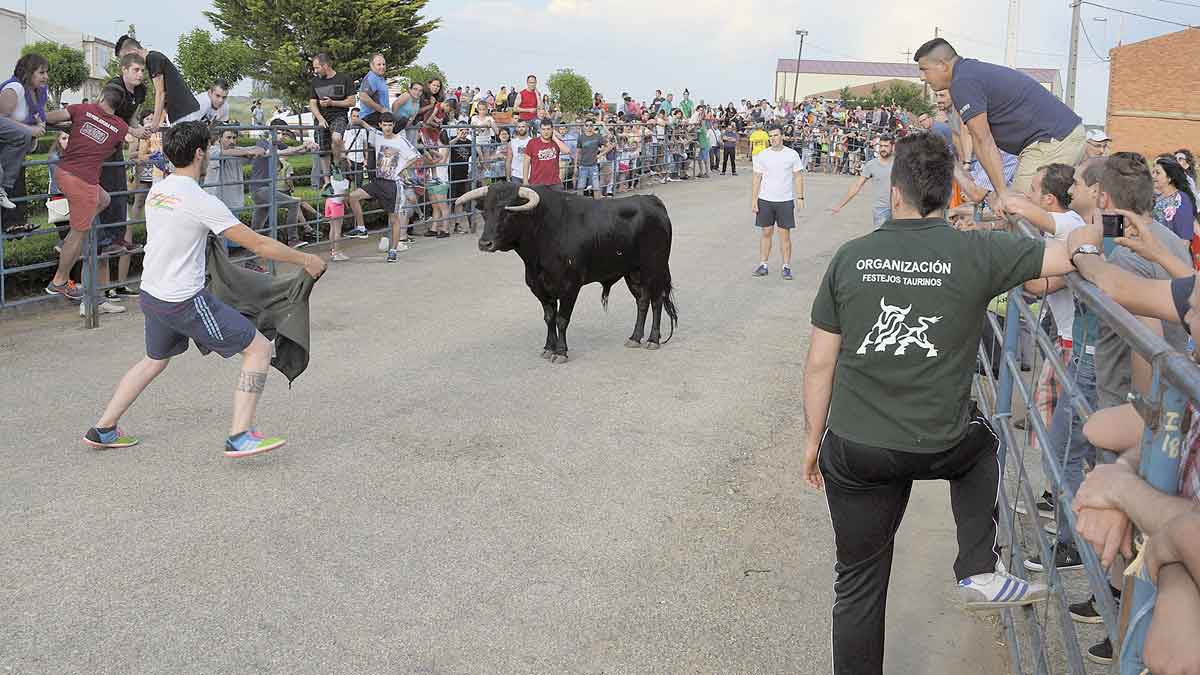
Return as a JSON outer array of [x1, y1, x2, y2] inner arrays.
[[454, 183, 541, 253]]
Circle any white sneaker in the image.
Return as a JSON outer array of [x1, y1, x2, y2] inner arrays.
[[330, 250, 350, 262], [378, 236, 389, 252], [395, 241, 410, 252], [80, 300, 126, 316], [958, 570, 1047, 611], [0, 187, 15, 210]]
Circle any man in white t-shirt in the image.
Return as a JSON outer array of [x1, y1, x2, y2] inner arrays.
[[82, 121, 326, 459], [750, 125, 805, 280], [510, 121, 532, 184], [343, 112, 420, 263], [175, 80, 231, 124]]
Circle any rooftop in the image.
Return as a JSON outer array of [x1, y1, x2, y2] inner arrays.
[[775, 58, 1059, 84]]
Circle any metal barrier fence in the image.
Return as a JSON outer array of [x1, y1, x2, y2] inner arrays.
[[980, 215, 1196, 674], [0, 119, 724, 325]]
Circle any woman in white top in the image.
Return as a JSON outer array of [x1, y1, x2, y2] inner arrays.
[[469, 100, 497, 143], [0, 53, 49, 227]]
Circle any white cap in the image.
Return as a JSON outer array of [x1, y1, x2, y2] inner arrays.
[[1087, 129, 1111, 143]]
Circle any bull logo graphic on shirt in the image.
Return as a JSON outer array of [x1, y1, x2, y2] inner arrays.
[[856, 297, 942, 358]]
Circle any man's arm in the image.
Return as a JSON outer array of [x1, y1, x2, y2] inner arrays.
[[1073, 254, 1179, 322], [359, 89, 388, 115], [1148, 512, 1200, 582], [793, 170, 805, 207], [964, 114, 1010, 207], [1023, 276, 1067, 296], [1113, 209, 1196, 279], [802, 326, 842, 490], [308, 98, 326, 128], [222, 224, 326, 279], [750, 172, 762, 212], [553, 136, 570, 155], [141, 73, 166, 130], [221, 146, 268, 159], [1004, 195, 1057, 235], [523, 149, 531, 183], [832, 175, 868, 213], [1074, 462, 1198, 537], [1144, 563, 1200, 675]]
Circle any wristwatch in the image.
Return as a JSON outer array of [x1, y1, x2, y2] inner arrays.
[[1071, 244, 1102, 261]]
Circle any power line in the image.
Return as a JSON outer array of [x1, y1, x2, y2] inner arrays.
[[1153, 0, 1200, 9], [1077, 1, 1196, 28], [1079, 19, 1111, 61]]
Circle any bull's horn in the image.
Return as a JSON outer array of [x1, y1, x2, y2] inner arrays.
[[505, 186, 541, 212], [455, 185, 490, 207]]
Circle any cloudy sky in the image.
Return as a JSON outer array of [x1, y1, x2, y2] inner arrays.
[[11, 0, 1197, 125]]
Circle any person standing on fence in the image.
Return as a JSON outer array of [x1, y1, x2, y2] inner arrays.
[[802, 133, 1098, 675], [176, 80, 231, 124], [830, 135, 893, 227], [81, 121, 326, 457], [116, 36, 200, 130], [308, 53, 356, 190], [42, 86, 132, 301], [914, 38, 1085, 214], [513, 75, 540, 130]]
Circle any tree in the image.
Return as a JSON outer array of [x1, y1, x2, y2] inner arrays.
[[22, 41, 88, 107], [840, 82, 932, 116], [399, 62, 447, 90], [176, 28, 254, 91], [547, 69, 591, 115], [206, 0, 439, 112]]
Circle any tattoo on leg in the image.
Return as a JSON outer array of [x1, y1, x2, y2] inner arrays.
[[237, 370, 268, 394]]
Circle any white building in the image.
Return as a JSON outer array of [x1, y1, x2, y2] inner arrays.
[[0, 7, 115, 103]]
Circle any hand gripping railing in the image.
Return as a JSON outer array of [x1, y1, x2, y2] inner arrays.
[[980, 214, 1193, 674]]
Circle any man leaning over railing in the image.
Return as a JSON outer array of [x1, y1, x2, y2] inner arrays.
[[1064, 156, 1200, 674]]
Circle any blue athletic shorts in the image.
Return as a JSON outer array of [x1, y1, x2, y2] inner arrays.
[[140, 289, 256, 360]]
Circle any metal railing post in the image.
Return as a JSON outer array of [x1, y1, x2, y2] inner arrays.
[[82, 226, 98, 328], [267, 128, 279, 276], [1119, 371, 1187, 674]]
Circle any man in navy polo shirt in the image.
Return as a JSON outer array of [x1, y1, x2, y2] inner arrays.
[[914, 38, 1085, 216]]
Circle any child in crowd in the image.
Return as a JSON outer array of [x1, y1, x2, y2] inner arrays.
[[344, 113, 420, 263]]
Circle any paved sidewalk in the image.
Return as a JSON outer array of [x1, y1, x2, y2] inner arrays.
[[1, 172, 1006, 674]]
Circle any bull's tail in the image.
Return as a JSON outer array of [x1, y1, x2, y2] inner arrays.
[[662, 289, 678, 344]]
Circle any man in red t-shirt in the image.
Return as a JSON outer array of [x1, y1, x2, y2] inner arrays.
[[515, 74, 540, 126], [43, 85, 131, 300], [523, 123, 570, 187]]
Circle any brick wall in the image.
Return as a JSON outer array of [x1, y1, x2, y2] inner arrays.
[[1106, 28, 1200, 158]]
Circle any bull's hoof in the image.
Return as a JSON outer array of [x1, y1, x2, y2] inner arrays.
[[644, 341, 661, 351], [624, 339, 642, 348], [541, 349, 553, 359], [550, 353, 569, 364]]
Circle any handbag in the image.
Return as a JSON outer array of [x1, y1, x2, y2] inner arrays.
[[46, 196, 70, 224]]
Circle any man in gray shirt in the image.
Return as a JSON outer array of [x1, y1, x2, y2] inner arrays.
[[205, 128, 265, 213], [574, 121, 608, 199], [831, 135, 894, 226]]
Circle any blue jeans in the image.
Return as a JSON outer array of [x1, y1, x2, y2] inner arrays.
[[872, 207, 891, 227], [576, 164, 599, 191], [1043, 356, 1098, 544]]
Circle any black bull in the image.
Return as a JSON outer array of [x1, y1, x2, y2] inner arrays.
[[456, 182, 678, 364]]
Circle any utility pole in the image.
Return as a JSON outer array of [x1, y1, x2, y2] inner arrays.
[[791, 29, 808, 106], [1004, 0, 1020, 67], [1066, 0, 1081, 108]]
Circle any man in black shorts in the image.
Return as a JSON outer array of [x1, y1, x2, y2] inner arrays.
[[82, 121, 326, 458], [750, 125, 804, 280], [308, 53, 356, 188]]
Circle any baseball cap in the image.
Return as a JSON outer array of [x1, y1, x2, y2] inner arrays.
[[1087, 129, 1111, 143]]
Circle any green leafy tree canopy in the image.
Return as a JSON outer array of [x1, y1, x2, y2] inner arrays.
[[840, 82, 932, 116], [547, 69, 591, 115], [206, 0, 439, 111], [22, 41, 88, 107], [176, 28, 254, 91], [399, 62, 447, 91]]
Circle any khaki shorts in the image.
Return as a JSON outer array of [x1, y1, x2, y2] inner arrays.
[[1011, 124, 1086, 194]]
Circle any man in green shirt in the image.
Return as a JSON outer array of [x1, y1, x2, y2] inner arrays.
[[679, 89, 694, 119], [696, 119, 712, 178], [801, 133, 1099, 675]]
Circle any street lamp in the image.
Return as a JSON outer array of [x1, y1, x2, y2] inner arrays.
[[792, 29, 808, 107]]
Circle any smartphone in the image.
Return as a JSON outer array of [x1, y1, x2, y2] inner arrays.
[[1102, 213, 1125, 238]]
